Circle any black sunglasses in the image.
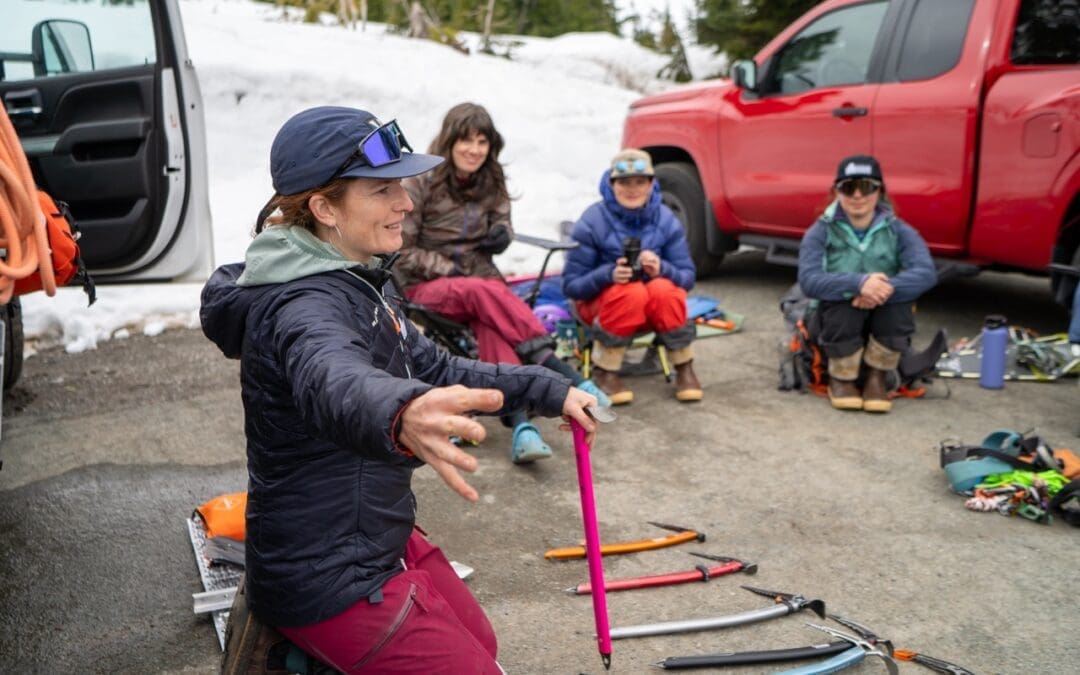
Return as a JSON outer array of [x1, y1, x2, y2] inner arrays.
[[836, 178, 882, 196]]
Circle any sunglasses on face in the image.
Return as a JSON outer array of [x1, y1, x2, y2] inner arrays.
[[334, 119, 413, 177], [614, 158, 650, 175], [835, 178, 882, 196]]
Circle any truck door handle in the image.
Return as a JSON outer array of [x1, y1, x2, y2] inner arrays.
[[832, 106, 868, 118], [4, 88, 44, 118]]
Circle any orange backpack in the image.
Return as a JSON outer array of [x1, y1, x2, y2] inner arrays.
[[12, 191, 95, 303]]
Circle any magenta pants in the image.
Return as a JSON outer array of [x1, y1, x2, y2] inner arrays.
[[278, 529, 500, 674], [406, 276, 548, 364]]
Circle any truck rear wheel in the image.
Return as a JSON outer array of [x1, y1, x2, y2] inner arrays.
[[4, 298, 24, 392], [655, 162, 724, 278]]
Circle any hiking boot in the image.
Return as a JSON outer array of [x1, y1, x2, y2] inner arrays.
[[674, 360, 703, 402], [862, 367, 892, 413], [576, 378, 612, 408], [591, 366, 633, 405], [511, 422, 553, 464], [828, 378, 863, 410], [221, 576, 292, 675]]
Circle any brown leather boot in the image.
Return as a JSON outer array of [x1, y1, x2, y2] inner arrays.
[[221, 576, 293, 675], [828, 378, 863, 410], [861, 367, 892, 413], [674, 360, 703, 402], [591, 366, 633, 405]]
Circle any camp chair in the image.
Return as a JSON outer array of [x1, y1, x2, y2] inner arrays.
[[398, 233, 578, 359], [573, 310, 674, 383]]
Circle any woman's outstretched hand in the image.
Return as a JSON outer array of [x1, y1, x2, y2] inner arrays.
[[559, 386, 599, 446], [398, 386, 504, 502]]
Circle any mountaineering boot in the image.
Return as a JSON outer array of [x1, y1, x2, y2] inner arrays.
[[511, 422, 553, 464], [828, 378, 863, 410], [221, 575, 292, 675], [827, 348, 863, 410], [674, 360, 703, 402], [861, 367, 891, 413], [863, 336, 901, 413], [591, 341, 633, 405], [591, 367, 633, 405], [576, 378, 612, 407]]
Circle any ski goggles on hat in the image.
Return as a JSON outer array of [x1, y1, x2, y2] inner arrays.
[[835, 177, 881, 196], [612, 158, 651, 176], [334, 119, 413, 176]]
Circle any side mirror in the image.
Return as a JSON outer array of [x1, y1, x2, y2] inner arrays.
[[31, 19, 93, 77], [730, 59, 758, 92]]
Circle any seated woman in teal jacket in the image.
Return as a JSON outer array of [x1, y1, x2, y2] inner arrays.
[[797, 155, 937, 413]]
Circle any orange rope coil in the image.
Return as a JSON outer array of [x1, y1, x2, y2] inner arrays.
[[0, 105, 57, 304]]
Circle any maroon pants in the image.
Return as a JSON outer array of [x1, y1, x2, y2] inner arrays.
[[576, 278, 687, 337], [278, 530, 500, 674], [406, 276, 548, 364]]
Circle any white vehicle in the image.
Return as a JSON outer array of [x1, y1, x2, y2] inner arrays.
[[0, 0, 213, 392]]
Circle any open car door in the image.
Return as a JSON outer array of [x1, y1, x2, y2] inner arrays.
[[0, 0, 213, 282]]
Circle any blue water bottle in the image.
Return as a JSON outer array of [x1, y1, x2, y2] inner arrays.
[[979, 314, 1008, 389]]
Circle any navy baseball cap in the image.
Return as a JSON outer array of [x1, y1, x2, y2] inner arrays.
[[834, 154, 883, 185], [270, 106, 444, 195]]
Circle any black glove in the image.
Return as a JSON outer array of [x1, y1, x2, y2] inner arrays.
[[477, 225, 512, 255]]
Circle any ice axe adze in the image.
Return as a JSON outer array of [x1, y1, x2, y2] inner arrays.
[[609, 584, 825, 640]]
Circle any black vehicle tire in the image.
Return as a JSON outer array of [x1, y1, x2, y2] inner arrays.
[[654, 162, 725, 278], [4, 298, 24, 392]]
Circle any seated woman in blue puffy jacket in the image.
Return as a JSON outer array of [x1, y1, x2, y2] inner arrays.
[[798, 154, 937, 413], [562, 149, 701, 405]]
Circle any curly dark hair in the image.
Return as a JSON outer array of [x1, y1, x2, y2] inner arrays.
[[426, 102, 510, 205]]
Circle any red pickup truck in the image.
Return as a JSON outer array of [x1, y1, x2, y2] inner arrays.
[[622, 0, 1079, 301]]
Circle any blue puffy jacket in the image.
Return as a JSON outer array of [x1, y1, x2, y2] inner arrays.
[[200, 227, 569, 627], [562, 172, 695, 301]]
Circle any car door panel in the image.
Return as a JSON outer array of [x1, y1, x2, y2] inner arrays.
[[0, 0, 212, 282]]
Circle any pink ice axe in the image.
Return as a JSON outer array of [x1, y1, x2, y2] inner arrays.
[[571, 406, 616, 670]]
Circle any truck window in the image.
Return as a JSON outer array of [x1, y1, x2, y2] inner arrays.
[[763, 1, 888, 96], [895, 0, 975, 81], [1, 0, 157, 82], [1011, 0, 1080, 65]]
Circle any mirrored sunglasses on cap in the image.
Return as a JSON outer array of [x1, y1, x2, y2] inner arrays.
[[334, 119, 413, 177], [835, 177, 881, 196], [613, 158, 650, 175]]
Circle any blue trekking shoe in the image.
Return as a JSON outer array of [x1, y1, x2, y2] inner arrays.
[[511, 422, 553, 464], [577, 379, 612, 408]]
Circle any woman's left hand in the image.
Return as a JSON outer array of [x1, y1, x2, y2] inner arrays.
[[559, 387, 598, 446], [640, 249, 662, 278]]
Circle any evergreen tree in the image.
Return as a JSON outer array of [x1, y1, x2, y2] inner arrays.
[[694, 0, 817, 64], [657, 7, 678, 55]]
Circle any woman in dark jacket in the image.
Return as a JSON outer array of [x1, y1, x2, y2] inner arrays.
[[798, 154, 937, 413], [562, 148, 700, 405], [200, 106, 596, 673]]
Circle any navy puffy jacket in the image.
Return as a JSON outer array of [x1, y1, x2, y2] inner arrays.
[[201, 262, 569, 627]]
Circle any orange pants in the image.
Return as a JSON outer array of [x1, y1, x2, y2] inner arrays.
[[576, 278, 687, 338]]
